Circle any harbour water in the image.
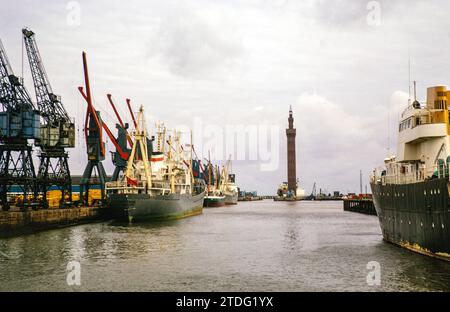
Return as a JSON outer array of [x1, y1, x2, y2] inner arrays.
[[0, 201, 449, 292]]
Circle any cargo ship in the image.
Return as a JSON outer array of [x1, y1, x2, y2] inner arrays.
[[371, 84, 450, 261], [106, 107, 205, 222]]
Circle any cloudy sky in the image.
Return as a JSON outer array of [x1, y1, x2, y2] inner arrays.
[[2, 0, 450, 194]]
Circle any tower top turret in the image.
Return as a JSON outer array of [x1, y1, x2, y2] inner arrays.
[[288, 106, 294, 129]]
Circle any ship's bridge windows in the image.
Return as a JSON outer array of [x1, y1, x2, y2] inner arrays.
[[399, 118, 412, 132]]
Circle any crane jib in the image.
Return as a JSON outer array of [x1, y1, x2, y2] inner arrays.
[[21, 28, 75, 149], [22, 28, 71, 124]]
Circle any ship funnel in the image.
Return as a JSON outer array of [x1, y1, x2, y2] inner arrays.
[[427, 86, 448, 110]]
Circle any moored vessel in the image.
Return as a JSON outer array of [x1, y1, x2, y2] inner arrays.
[[224, 187, 238, 205], [106, 107, 205, 222], [204, 194, 226, 207], [203, 159, 226, 208], [222, 158, 238, 205], [371, 84, 450, 261]]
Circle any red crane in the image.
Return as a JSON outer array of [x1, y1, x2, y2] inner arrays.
[[126, 98, 137, 129], [78, 90, 130, 161], [106, 94, 133, 147]]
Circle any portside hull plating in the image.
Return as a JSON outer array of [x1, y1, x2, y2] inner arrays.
[[109, 191, 205, 222], [224, 193, 238, 205], [203, 197, 226, 208], [370, 178, 450, 261]]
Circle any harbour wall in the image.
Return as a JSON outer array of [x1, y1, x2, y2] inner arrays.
[[343, 199, 377, 216], [0, 206, 110, 238]]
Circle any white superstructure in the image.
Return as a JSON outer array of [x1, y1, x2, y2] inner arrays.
[[373, 85, 450, 185]]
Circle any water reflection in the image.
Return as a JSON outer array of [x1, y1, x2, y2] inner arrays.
[[0, 201, 449, 291]]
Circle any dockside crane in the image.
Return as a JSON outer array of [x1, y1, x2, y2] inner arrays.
[[79, 92, 131, 182], [126, 98, 137, 129], [22, 29, 75, 208], [0, 39, 40, 211], [78, 52, 107, 205], [107, 94, 133, 147], [106, 94, 133, 180], [305, 182, 317, 201]]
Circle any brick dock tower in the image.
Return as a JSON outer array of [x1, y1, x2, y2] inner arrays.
[[286, 106, 297, 195]]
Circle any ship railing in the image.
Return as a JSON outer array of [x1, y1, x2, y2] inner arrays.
[[384, 173, 420, 184], [105, 181, 126, 189], [148, 187, 171, 195], [105, 180, 147, 194], [372, 167, 427, 185], [373, 164, 450, 185]]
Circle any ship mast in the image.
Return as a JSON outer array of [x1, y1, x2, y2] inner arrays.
[[190, 130, 194, 194], [207, 151, 211, 193], [221, 155, 232, 191], [125, 105, 151, 190]]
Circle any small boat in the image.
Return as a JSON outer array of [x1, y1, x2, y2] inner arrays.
[[204, 194, 226, 207], [202, 159, 226, 208], [224, 192, 238, 205], [220, 157, 238, 205], [223, 170, 238, 205]]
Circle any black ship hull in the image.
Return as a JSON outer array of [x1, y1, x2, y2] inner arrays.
[[371, 178, 450, 261], [108, 191, 205, 222], [203, 196, 226, 208]]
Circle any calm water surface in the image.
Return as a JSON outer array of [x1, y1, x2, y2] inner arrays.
[[0, 201, 449, 291]]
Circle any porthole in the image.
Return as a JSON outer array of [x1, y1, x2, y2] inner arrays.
[[432, 223, 435, 228], [438, 189, 441, 194], [442, 224, 445, 229], [420, 222, 423, 227]]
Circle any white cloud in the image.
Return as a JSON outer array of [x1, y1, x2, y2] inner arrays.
[[146, 3, 244, 78], [2, 0, 450, 194], [293, 93, 382, 192]]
